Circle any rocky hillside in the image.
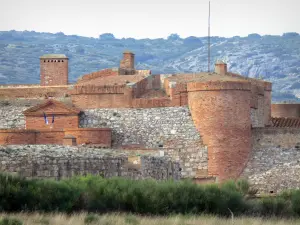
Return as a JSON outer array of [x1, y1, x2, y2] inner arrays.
[[0, 30, 300, 102]]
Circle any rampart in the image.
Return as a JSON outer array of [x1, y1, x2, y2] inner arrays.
[[0, 145, 181, 180], [0, 85, 70, 99], [243, 128, 300, 193]]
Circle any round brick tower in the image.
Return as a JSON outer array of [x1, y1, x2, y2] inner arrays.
[[187, 80, 252, 181]]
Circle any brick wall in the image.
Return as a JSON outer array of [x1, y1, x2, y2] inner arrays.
[[26, 115, 78, 129], [77, 69, 119, 83], [271, 104, 300, 118], [72, 93, 132, 109], [40, 59, 68, 86], [187, 81, 252, 181], [65, 128, 112, 146], [0, 128, 111, 146], [0, 129, 36, 145], [35, 129, 65, 145], [0, 85, 70, 99], [132, 75, 162, 98]]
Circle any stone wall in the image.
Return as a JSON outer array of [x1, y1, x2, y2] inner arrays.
[[0, 105, 26, 129], [242, 128, 300, 193], [0, 145, 181, 180], [80, 106, 208, 178]]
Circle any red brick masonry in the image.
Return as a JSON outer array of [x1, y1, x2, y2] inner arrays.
[[0, 128, 111, 147]]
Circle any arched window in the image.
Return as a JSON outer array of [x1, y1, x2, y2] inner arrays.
[[62, 60, 64, 62], [58, 60, 60, 62]]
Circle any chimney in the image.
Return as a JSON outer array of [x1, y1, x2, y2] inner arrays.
[[215, 60, 227, 75], [120, 51, 135, 70]]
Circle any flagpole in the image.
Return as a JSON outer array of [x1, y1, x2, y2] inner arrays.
[[208, 1, 211, 73]]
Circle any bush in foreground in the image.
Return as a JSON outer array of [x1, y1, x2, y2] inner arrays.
[[0, 173, 300, 218]]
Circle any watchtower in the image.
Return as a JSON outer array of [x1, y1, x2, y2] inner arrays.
[[40, 54, 68, 86]]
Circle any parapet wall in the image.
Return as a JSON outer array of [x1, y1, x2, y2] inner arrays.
[[242, 128, 300, 193], [271, 104, 300, 118], [77, 68, 119, 83], [0, 145, 181, 180], [0, 85, 70, 99]]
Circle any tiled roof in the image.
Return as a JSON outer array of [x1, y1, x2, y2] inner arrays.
[[271, 117, 300, 128]]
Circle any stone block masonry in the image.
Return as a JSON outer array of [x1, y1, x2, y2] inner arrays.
[[0, 105, 27, 129], [242, 128, 300, 193], [0, 145, 181, 181], [242, 146, 300, 194], [79, 106, 208, 178]]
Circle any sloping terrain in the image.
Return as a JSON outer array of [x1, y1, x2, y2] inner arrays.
[[0, 30, 300, 102]]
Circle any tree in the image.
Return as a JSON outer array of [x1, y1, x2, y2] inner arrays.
[[99, 33, 115, 40], [167, 33, 181, 41]]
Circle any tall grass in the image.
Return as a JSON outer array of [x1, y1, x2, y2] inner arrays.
[[1, 213, 300, 225]]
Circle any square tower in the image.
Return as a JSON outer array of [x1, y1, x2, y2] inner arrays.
[[120, 51, 135, 70], [40, 54, 68, 86]]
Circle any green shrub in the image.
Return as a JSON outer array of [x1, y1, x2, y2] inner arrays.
[[259, 197, 291, 217], [0, 173, 299, 218], [0, 217, 23, 225], [291, 190, 300, 216]]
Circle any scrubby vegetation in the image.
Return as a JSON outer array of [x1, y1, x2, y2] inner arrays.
[[1, 173, 300, 218]]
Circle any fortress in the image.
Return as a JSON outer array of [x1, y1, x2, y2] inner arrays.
[[0, 51, 300, 193]]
